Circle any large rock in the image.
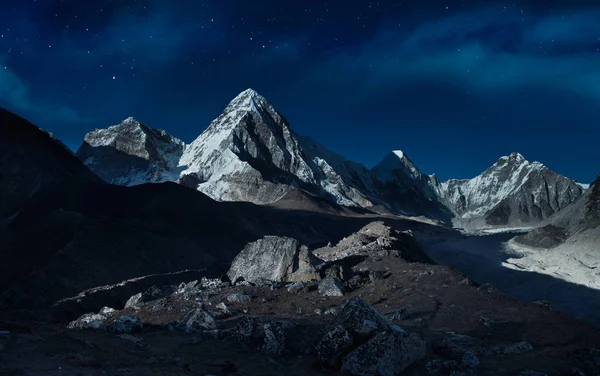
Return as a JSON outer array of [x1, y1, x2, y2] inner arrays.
[[341, 330, 426, 376], [316, 297, 415, 370], [227, 236, 321, 284], [67, 313, 107, 330], [318, 277, 345, 297], [183, 309, 217, 333]]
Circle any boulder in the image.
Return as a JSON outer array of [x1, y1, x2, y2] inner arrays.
[[316, 297, 409, 369], [261, 322, 286, 356], [227, 236, 321, 284], [315, 325, 353, 368], [341, 330, 426, 376], [125, 285, 177, 310], [67, 313, 107, 330], [108, 315, 143, 333], [234, 317, 291, 356], [183, 309, 217, 333], [318, 277, 345, 297]]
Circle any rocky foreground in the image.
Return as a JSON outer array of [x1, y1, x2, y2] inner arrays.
[[0, 222, 599, 376]]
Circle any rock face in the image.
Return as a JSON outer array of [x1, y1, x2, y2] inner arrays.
[[431, 153, 583, 230], [371, 150, 452, 222], [227, 236, 322, 284], [505, 174, 600, 290], [315, 297, 425, 373], [76, 117, 185, 186]]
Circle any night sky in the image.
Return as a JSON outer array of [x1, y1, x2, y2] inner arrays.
[[1, 1, 599, 183]]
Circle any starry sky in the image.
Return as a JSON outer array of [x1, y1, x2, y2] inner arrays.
[[1, 0, 599, 183]]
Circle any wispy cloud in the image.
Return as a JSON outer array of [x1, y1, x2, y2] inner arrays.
[[0, 58, 91, 124]]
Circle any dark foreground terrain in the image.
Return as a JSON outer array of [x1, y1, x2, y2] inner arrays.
[[1, 223, 599, 376]]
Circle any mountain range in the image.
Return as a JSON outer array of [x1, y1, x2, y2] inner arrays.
[[76, 89, 585, 230]]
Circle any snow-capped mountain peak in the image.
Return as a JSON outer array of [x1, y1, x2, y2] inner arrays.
[[372, 150, 422, 181]]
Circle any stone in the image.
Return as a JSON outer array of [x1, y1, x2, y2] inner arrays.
[[314, 308, 323, 316], [99, 307, 117, 316], [184, 309, 217, 333], [261, 322, 285, 356], [316, 297, 408, 369], [67, 313, 107, 330], [315, 325, 353, 369], [124, 293, 143, 310], [287, 281, 309, 294], [227, 293, 251, 303], [517, 371, 548, 376], [341, 330, 426, 376], [108, 316, 143, 333], [318, 277, 344, 297], [227, 236, 322, 284]]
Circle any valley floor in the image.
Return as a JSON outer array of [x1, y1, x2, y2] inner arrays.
[[418, 229, 600, 327]]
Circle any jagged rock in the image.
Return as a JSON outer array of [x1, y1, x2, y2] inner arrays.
[[341, 330, 426, 376], [385, 308, 409, 321], [318, 277, 345, 297], [99, 307, 117, 316], [213, 302, 233, 319], [234, 317, 290, 356], [315, 325, 353, 368], [183, 309, 217, 333], [227, 236, 321, 285], [316, 297, 411, 369], [124, 285, 177, 311], [261, 322, 286, 356], [313, 222, 433, 264], [227, 293, 251, 303], [124, 293, 143, 310], [235, 317, 257, 347], [67, 313, 107, 330], [108, 316, 143, 333]]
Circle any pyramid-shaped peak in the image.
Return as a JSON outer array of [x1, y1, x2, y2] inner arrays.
[[392, 150, 406, 159]]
